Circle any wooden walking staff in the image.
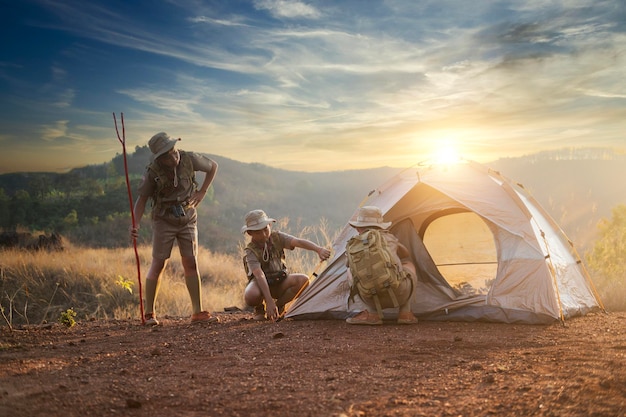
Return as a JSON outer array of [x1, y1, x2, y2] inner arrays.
[[113, 113, 145, 324]]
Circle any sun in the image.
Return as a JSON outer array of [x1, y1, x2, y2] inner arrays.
[[432, 142, 462, 165]]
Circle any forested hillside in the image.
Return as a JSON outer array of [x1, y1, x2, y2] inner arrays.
[[0, 147, 624, 254], [0, 146, 399, 254]]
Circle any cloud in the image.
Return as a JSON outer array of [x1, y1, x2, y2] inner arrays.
[[117, 86, 200, 115], [253, 0, 321, 19], [581, 89, 626, 99], [3, 0, 624, 173], [41, 120, 69, 142], [188, 16, 250, 27], [53, 89, 75, 108]]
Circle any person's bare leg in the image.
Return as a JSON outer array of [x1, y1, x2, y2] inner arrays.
[[244, 280, 266, 320], [145, 258, 167, 315], [182, 255, 202, 314], [275, 274, 308, 307], [398, 262, 418, 323]]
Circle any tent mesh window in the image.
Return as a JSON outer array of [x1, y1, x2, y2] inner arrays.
[[422, 211, 497, 295]]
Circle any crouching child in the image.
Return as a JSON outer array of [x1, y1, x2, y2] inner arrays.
[[241, 210, 331, 322], [345, 206, 418, 325]]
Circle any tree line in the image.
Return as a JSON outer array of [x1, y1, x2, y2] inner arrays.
[[0, 145, 387, 253], [0, 145, 157, 247]]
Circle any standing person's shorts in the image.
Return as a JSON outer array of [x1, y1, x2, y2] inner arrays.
[[151, 207, 198, 260]]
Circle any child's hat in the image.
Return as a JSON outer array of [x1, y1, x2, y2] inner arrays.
[[348, 206, 391, 229], [241, 209, 276, 233]]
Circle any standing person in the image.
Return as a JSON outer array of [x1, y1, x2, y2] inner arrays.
[[130, 132, 219, 326], [241, 209, 331, 322], [345, 206, 418, 325]]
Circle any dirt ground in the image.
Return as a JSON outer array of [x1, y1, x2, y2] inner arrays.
[[1, 311, 625, 417]]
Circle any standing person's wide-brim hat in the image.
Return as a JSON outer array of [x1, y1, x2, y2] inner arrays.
[[241, 209, 276, 234], [349, 206, 391, 229], [149, 132, 180, 160]]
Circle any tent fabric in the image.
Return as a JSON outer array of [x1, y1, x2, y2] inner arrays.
[[286, 160, 602, 324]]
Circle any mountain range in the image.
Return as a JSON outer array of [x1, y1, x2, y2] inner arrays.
[[1, 147, 624, 254]]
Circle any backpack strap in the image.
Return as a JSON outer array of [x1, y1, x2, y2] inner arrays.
[[370, 282, 401, 319]]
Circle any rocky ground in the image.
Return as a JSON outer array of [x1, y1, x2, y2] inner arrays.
[[1, 311, 625, 416]]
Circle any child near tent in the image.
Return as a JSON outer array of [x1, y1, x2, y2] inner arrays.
[[241, 209, 331, 322], [346, 206, 418, 325]]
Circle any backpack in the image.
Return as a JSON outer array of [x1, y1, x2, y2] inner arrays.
[[146, 151, 197, 211], [346, 228, 402, 318]]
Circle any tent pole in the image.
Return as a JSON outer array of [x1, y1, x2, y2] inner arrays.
[[281, 259, 327, 319], [539, 229, 565, 324]]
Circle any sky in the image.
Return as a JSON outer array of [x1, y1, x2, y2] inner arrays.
[[0, 0, 625, 173]]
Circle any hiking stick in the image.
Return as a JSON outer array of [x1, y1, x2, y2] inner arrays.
[[113, 113, 145, 324]]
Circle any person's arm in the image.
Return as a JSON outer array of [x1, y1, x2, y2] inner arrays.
[[188, 157, 218, 207], [291, 237, 331, 261], [130, 194, 150, 239], [251, 265, 278, 320], [396, 241, 411, 259]]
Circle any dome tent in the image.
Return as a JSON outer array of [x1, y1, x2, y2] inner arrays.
[[286, 160, 603, 324]]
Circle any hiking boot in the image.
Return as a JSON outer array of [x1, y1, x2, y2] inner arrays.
[[253, 304, 266, 321], [397, 311, 418, 325], [144, 313, 159, 326], [191, 311, 219, 323], [346, 311, 382, 325]]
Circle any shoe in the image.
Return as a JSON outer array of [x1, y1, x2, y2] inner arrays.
[[191, 311, 219, 323], [346, 311, 382, 325], [144, 313, 159, 326], [252, 304, 266, 321], [397, 311, 418, 325]]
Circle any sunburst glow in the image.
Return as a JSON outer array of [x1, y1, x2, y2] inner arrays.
[[433, 143, 462, 165]]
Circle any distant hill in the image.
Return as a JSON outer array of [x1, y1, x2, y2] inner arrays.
[[0, 147, 624, 254], [0, 148, 401, 253], [193, 154, 401, 252]]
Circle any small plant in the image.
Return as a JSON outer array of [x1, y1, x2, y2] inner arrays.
[[59, 308, 77, 328], [115, 275, 134, 294]]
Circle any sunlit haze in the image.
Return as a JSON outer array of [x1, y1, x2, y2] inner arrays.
[[431, 140, 462, 165], [1, 1, 624, 173]]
